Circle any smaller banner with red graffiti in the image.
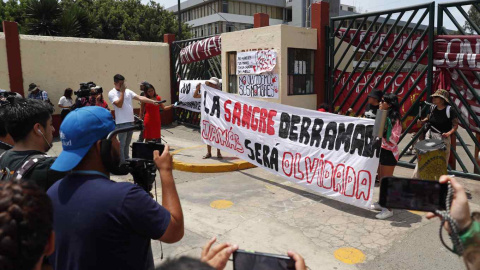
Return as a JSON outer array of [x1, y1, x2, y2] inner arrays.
[[236, 50, 277, 75], [335, 29, 480, 71], [180, 36, 221, 65], [201, 85, 380, 209], [238, 74, 279, 98]]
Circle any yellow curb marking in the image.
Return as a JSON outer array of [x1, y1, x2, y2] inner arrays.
[[171, 145, 204, 156], [210, 200, 234, 209], [172, 146, 256, 173], [334, 247, 366, 265]]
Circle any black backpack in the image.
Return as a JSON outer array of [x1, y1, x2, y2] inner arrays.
[[0, 151, 49, 181]]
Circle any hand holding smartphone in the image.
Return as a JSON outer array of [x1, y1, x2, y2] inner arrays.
[[233, 250, 296, 270], [379, 177, 448, 212]]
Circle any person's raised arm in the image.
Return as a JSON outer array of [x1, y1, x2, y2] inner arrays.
[[112, 83, 126, 108], [134, 94, 160, 105], [154, 145, 184, 243]]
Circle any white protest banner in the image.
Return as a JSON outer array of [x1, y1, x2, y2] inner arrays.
[[200, 85, 380, 209], [177, 80, 204, 112], [177, 80, 222, 112], [238, 74, 279, 99], [236, 50, 277, 75]]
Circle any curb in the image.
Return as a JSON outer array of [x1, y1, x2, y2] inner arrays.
[[172, 146, 256, 173]]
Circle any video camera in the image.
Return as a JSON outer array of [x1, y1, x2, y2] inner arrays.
[[0, 91, 19, 107], [105, 121, 164, 193], [74, 82, 96, 98]]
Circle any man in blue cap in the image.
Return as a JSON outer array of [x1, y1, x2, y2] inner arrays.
[[47, 106, 184, 270]]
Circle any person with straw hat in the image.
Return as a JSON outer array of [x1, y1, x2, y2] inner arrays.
[[413, 89, 459, 177]]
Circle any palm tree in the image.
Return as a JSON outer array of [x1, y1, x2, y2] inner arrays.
[[25, 0, 61, 36]]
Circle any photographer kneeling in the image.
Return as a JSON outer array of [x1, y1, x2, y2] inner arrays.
[[47, 106, 184, 270]]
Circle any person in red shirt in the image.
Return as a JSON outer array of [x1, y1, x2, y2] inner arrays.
[[90, 86, 109, 110], [140, 84, 172, 142]]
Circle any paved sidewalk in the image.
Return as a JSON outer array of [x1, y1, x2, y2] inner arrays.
[[47, 124, 480, 270]]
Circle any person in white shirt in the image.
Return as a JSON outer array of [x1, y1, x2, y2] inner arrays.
[[58, 88, 74, 120], [108, 74, 161, 163]]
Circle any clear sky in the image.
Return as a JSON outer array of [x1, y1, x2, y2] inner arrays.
[[157, 0, 469, 31]]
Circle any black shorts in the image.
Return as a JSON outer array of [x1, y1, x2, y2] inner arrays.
[[380, 149, 397, 166]]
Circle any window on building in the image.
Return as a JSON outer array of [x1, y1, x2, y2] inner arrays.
[[222, 0, 228, 12], [266, 6, 272, 17], [286, 8, 292, 22], [227, 23, 234, 32], [288, 48, 315, 95], [244, 3, 251, 15], [227, 52, 237, 93], [215, 24, 219, 34], [239, 2, 246, 15]]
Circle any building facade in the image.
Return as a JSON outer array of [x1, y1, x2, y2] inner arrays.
[[167, 0, 339, 38]]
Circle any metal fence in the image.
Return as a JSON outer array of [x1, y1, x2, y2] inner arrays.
[[170, 36, 222, 127], [436, 0, 480, 179], [327, 2, 480, 179]]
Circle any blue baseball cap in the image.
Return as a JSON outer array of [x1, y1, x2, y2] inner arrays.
[[51, 106, 116, 172]]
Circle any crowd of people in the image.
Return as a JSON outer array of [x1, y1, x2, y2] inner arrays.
[[0, 78, 478, 269]]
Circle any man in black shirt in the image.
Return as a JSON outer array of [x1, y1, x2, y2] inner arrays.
[[0, 98, 66, 190], [364, 89, 383, 119], [414, 89, 458, 177]]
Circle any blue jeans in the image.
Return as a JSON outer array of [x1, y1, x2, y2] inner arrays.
[[116, 122, 134, 164]]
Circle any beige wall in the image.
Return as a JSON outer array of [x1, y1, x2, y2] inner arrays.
[[0, 33, 9, 90], [1, 34, 171, 110], [221, 24, 318, 110]]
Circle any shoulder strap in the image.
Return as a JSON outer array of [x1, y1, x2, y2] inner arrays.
[[11, 154, 49, 180], [0, 153, 48, 181], [446, 105, 451, 118]]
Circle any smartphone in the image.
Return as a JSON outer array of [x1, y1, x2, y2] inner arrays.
[[233, 250, 295, 270], [379, 177, 448, 212], [131, 142, 165, 160]]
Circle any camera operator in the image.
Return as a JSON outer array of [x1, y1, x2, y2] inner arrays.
[[47, 106, 184, 270], [109, 74, 162, 164], [87, 86, 110, 109], [0, 98, 66, 190], [73, 82, 96, 109]]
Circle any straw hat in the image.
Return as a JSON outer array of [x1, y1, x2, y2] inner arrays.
[[431, 89, 450, 104]]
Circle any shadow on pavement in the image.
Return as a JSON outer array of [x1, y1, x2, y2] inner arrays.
[[239, 170, 423, 226]]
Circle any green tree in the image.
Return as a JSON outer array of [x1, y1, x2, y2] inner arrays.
[[25, 0, 61, 35], [464, 5, 480, 34], [1, 0, 191, 41], [0, 0, 28, 32]]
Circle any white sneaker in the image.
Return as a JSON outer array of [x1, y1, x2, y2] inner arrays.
[[371, 202, 382, 211], [376, 208, 393, 220]]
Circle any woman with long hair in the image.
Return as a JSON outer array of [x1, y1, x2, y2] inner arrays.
[[58, 88, 73, 120], [372, 93, 403, 219], [139, 84, 172, 142]]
